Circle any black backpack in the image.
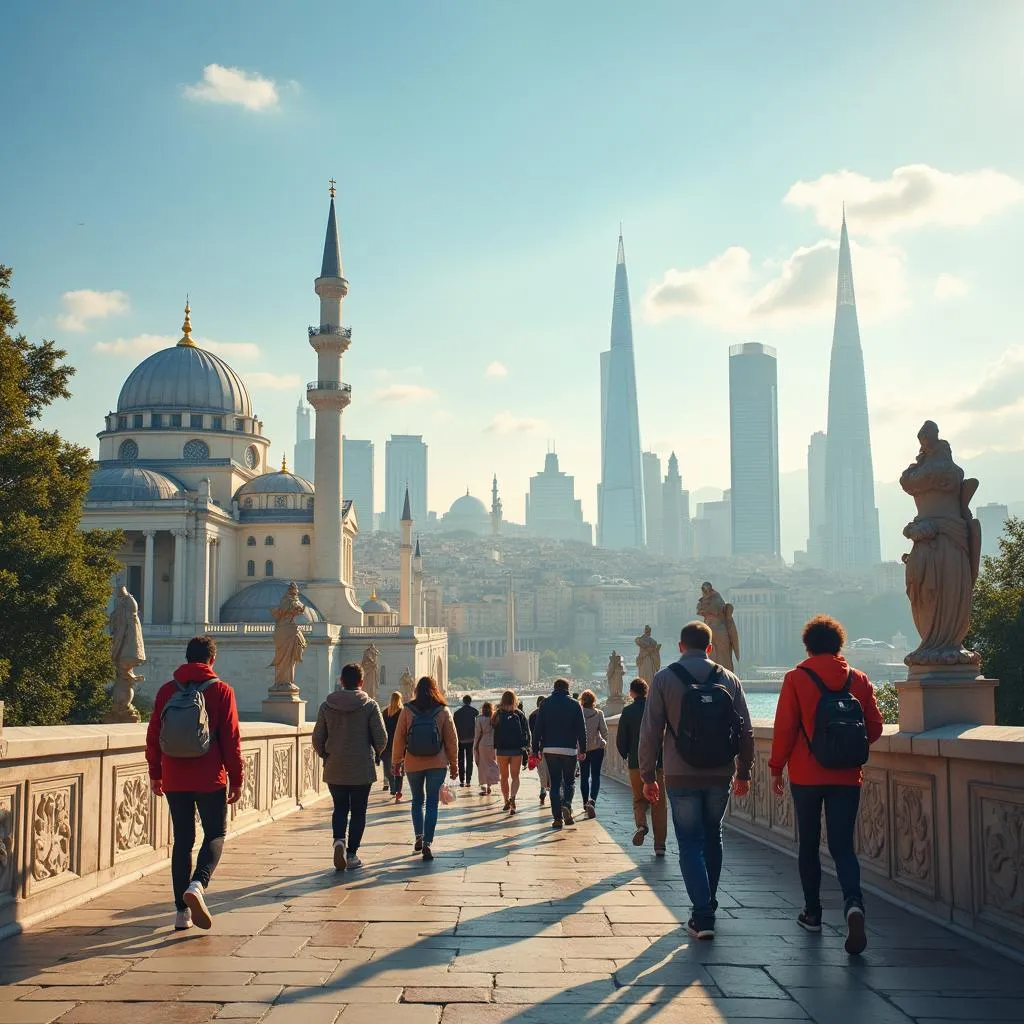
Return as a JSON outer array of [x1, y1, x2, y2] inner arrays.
[[494, 710, 525, 751], [801, 667, 869, 770], [665, 664, 741, 769], [406, 705, 444, 757]]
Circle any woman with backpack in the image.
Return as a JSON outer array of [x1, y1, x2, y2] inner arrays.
[[578, 690, 608, 819], [391, 675, 458, 861], [474, 700, 500, 796], [769, 615, 884, 956], [381, 691, 405, 801], [492, 690, 530, 815]]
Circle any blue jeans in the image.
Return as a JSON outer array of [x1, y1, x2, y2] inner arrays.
[[382, 749, 403, 795], [580, 748, 605, 805], [666, 784, 731, 928], [790, 783, 863, 914], [407, 767, 447, 845]]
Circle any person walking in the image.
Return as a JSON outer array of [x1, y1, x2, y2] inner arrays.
[[146, 635, 243, 931], [453, 694, 478, 789], [392, 675, 458, 861], [616, 678, 667, 856], [312, 662, 387, 871], [528, 696, 550, 805], [639, 621, 754, 941], [493, 690, 530, 815], [473, 700, 500, 795], [578, 690, 608, 819], [381, 691, 405, 801], [533, 678, 587, 829], [769, 615, 884, 956]]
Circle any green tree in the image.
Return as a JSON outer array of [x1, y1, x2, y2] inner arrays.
[[539, 649, 558, 676], [969, 516, 1024, 725], [449, 655, 483, 681], [570, 650, 591, 680], [874, 681, 900, 725], [0, 266, 122, 725]]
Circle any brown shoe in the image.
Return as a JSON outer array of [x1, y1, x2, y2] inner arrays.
[[632, 825, 649, 846]]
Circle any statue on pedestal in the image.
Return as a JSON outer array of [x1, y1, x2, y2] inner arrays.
[[360, 643, 380, 698], [606, 650, 625, 702], [268, 582, 307, 694], [400, 666, 415, 701], [107, 585, 145, 723], [697, 582, 740, 672], [634, 626, 661, 684], [900, 421, 981, 666]]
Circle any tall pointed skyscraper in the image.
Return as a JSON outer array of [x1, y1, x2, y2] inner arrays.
[[598, 231, 645, 549], [823, 213, 881, 571]]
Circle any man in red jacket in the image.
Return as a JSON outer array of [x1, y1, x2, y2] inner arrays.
[[770, 615, 884, 955], [146, 635, 243, 931]]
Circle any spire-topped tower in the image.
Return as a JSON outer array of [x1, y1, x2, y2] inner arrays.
[[598, 229, 646, 549], [822, 212, 881, 571], [412, 537, 424, 627], [491, 474, 503, 536], [399, 487, 413, 625]]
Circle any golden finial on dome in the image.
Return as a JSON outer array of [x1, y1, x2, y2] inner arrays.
[[370, 589, 377, 601], [177, 296, 195, 348], [281, 453, 289, 472]]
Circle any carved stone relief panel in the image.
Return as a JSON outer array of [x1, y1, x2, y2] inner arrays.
[[856, 767, 889, 877], [0, 787, 18, 901], [892, 772, 937, 897], [753, 754, 771, 827], [974, 785, 1024, 926], [113, 766, 155, 861], [234, 750, 260, 817], [302, 745, 320, 795], [770, 774, 795, 840], [28, 776, 80, 893], [272, 745, 293, 804]]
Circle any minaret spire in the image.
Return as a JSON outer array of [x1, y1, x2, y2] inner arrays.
[[320, 183, 344, 281]]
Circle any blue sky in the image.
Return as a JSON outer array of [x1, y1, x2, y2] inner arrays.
[[5, 1, 1024, 555]]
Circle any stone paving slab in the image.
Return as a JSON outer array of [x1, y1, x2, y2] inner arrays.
[[2, 772, 1024, 1023]]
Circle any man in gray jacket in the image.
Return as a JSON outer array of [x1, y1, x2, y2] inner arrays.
[[312, 662, 387, 872], [639, 621, 754, 941]]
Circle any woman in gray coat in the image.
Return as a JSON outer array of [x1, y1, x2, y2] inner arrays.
[[312, 662, 387, 871]]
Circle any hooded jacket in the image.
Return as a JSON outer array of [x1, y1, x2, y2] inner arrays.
[[312, 687, 387, 786], [582, 705, 608, 752]]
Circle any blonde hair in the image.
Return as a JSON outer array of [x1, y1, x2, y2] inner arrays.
[[492, 689, 517, 725], [579, 689, 597, 708], [386, 691, 403, 717]]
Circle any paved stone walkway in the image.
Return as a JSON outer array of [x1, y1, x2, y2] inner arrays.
[[2, 775, 1022, 1024]]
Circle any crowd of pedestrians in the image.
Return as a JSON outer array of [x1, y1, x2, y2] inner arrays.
[[148, 612, 883, 958]]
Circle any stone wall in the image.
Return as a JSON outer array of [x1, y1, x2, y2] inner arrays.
[[604, 714, 1024, 954], [0, 721, 327, 939]]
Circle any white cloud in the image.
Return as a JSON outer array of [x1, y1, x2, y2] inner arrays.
[[957, 346, 1024, 413], [485, 411, 546, 434], [93, 334, 261, 360], [247, 371, 301, 390], [183, 64, 280, 111], [484, 361, 508, 378], [58, 289, 128, 331], [934, 273, 969, 301], [373, 383, 437, 403], [784, 165, 1024, 238]]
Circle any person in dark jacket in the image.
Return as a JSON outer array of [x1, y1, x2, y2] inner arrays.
[[616, 678, 667, 855], [381, 691, 405, 800], [145, 635, 243, 932], [453, 695, 478, 788], [532, 678, 587, 829], [528, 696, 549, 805]]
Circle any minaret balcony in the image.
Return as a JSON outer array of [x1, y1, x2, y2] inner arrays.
[[308, 325, 352, 339], [306, 380, 352, 410]]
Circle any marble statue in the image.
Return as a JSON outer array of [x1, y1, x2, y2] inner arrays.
[[697, 581, 740, 672], [268, 582, 307, 692], [360, 643, 380, 698], [400, 666, 415, 701], [605, 650, 625, 702], [634, 626, 662, 684], [107, 584, 145, 723], [900, 421, 982, 666]]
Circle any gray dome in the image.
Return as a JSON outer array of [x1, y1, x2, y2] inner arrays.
[[448, 493, 488, 518], [117, 343, 253, 416], [87, 466, 186, 503], [235, 469, 314, 499], [362, 594, 394, 615], [220, 581, 322, 623]]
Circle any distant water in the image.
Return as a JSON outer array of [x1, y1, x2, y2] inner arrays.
[[746, 691, 780, 721]]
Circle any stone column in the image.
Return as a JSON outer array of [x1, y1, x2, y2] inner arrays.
[[208, 538, 219, 624], [142, 530, 156, 625], [193, 525, 210, 625], [172, 529, 187, 624]]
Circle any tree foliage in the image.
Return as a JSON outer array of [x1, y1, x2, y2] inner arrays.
[[969, 516, 1024, 725], [874, 681, 900, 725], [0, 266, 122, 725], [449, 655, 483, 681]]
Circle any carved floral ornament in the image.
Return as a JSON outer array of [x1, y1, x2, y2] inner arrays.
[[894, 781, 934, 885], [0, 796, 13, 885], [272, 747, 292, 802], [32, 789, 72, 881], [302, 745, 319, 794], [857, 774, 888, 866], [982, 797, 1024, 919], [237, 751, 259, 813], [115, 774, 151, 854]]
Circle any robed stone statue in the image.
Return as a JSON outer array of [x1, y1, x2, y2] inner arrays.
[[634, 627, 661, 684], [269, 582, 307, 692], [605, 650, 625, 702], [361, 643, 381, 698], [107, 584, 145, 723], [697, 581, 740, 672]]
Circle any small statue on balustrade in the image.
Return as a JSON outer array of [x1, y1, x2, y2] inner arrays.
[[107, 584, 145, 723], [268, 582, 307, 692]]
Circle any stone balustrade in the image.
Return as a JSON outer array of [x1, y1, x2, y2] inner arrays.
[[604, 713, 1024, 955], [0, 720, 326, 939]]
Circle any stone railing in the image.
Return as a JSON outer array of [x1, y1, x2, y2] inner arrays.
[[0, 721, 327, 939], [605, 714, 1024, 954]]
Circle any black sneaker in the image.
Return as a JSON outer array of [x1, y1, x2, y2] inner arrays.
[[551, 818, 563, 830], [798, 909, 822, 933], [422, 844, 434, 862], [414, 835, 423, 853], [844, 905, 867, 955], [562, 805, 574, 825], [540, 791, 547, 805], [686, 918, 715, 940]]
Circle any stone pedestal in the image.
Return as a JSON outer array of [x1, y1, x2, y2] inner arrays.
[[604, 696, 625, 718], [262, 697, 306, 727], [895, 664, 998, 733]]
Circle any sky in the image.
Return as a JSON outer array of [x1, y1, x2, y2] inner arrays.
[[5, 1, 1024, 558]]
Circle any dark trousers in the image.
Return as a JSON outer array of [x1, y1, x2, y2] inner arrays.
[[458, 742, 474, 785], [544, 754, 577, 822], [166, 789, 228, 912], [580, 748, 605, 804], [790, 783, 863, 914], [328, 783, 371, 853], [382, 749, 403, 795]]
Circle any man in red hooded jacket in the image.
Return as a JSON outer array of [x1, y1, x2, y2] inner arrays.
[[146, 635, 243, 931], [770, 615, 883, 956]]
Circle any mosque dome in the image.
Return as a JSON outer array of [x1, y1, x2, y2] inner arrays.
[[235, 465, 314, 500], [220, 581, 322, 624], [361, 593, 394, 616], [87, 465, 187, 503], [447, 493, 488, 519]]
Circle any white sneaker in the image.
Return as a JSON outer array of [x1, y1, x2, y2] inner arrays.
[[346, 855, 362, 870], [174, 908, 192, 931], [183, 881, 212, 930], [333, 840, 347, 872]]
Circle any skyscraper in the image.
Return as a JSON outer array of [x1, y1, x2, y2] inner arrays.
[[729, 342, 780, 558], [293, 398, 315, 481], [661, 452, 691, 560], [384, 434, 427, 530], [806, 431, 828, 566], [823, 214, 881, 571], [642, 451, 663, 555], [598, 232, 645, 549], [343, 437, 374, 531], [525, 450, 592, 544], [976, 502, 1008, 559]]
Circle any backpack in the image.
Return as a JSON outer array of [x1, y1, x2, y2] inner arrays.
[[665, 664, 740, 769], [801, 667, 869, 770], [159, 679, 216, 758], [494, 710, 525, 751], [406, 705, 444, 757]]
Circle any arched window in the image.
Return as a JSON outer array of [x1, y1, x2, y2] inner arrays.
[[265, 536, 274, 546], [246, 560, 255, 577], [264, 560, 274, 577], [246, 536, 256, 546], [183, 439, 209, 461], [118, 439, 139, 462], [301, 534, 311, 545]]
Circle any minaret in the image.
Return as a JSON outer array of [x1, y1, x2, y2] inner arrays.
[[412, 538, 424, 627], [598, 230, 646, 549], [822, 212, 881, 571], [399, 487, 413, 625], [490, 474, 503, 536]]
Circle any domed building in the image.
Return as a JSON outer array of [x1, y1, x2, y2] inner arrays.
[[440, 490, 491, 536]]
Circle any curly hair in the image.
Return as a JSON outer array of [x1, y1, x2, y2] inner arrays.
[[802, 615, 847, 656]]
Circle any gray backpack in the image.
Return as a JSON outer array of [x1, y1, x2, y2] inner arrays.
[[159, 679, 216, 758]]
